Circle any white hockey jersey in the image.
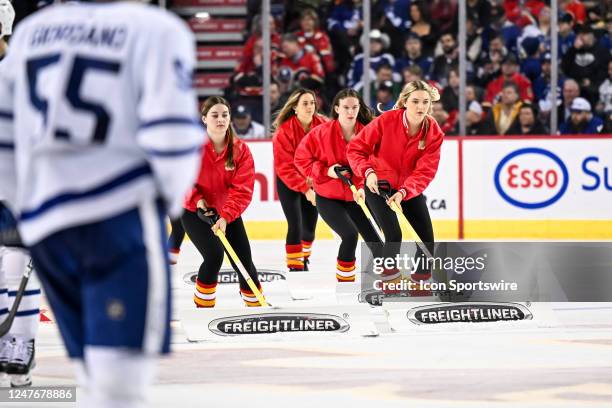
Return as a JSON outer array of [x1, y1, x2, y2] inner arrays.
[[0, 2, 204, 245]]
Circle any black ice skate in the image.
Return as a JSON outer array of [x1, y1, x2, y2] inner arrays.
[[6, 338, 35, 376]]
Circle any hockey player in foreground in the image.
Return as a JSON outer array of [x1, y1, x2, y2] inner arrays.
[[347, 80, 444, 290], [295, 89, 382, 283], [181, 96, 265, 308], [0, 1, 203, 406], [0, 0, 40, 388]]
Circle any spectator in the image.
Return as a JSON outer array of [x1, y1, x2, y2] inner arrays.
[[536, 5, 552, 39], [489, 5, 522, 55], [484, 53, 533, 104], [347, 29, 396, 88], [466, 84, 483, 105], [233, 104, 267, 139], [432, 101, 458, 135], [394, 32, 433, 80], [431, 32, 460, 87], [239, 15, 281, 75], [232, 15, 281, 99], [441, 69, 460, 112], [547, 78, 581, 124], [270, 79, 287, 118], [475, 34, 508, 88], [559, 97, 604, 134], [467, 0, 492, 29], [558, 12, 577, 56], [561, 0, 587, 24], [327, 0, 363, 76], [400, 65, 442, 92], [519, 32, 543, 83], [562, 24, 610, 102], [430, 0, 458, 34], [296, 8, 335, 75], [465, 16, 483, 65], [408, 1, 437, 56], [466, 100, 485, 135], [597, 60, 612, 115], [481, 82, 523, 135], [376, 0, 412, 57], [374, 80, 396, 111], [533, 52, 564, 104], [507, 103, 548, 135], [278, 33, 325, 92], [358, 62, 401, 106], [503, 0, 545, 28], [401, 64, 423, 84]]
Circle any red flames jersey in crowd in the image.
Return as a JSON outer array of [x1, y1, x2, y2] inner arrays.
[[277, 50, 326, 86], [273, 114, 328, 193], [294, 120, 365, 201], [347, 110, 444, 200], [184, 138, 254, 222], [484, 73, 534, 104], [296, 29, 335, 73]]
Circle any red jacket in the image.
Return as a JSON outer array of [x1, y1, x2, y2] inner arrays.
[[273, 114, 327, 192], [484, 73, 533, 104], [184, 137, 254, 223], [296, 30, 335, 73], [295, 120, 365, 201], [347, 110, 444, 200]]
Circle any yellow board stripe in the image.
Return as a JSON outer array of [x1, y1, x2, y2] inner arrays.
[[172, 220, 612, 241], [465, 220, 612, 239]]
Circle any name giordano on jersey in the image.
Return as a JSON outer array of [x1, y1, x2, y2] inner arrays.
[[30, 23, 127, 49]]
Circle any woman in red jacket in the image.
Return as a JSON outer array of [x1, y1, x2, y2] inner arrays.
[[347, 80, 444, 285], [273, 88, 327, 271], [182, 96, 263, 307], [295, 89, 382, 282]]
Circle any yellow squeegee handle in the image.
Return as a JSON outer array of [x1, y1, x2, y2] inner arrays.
[[215, 229, 268, 307]]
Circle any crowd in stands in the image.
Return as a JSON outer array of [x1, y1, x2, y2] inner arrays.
[[226, 0, 612, 137]]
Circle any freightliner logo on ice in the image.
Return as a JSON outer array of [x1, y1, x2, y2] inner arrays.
[[407, 303, 533, 324], [209, 313, 350, 335], [183, 269, 285, 285]]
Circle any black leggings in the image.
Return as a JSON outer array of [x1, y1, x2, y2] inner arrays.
[[168, 217, 185, 251], [316, 195, 382, 262], [276, 177, 318, 245], [181, 210, 260, 291], [365, 189, 434, 270]]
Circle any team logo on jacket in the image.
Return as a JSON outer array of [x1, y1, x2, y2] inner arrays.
[[495, 147, 569, 209], [183, 269, 286, 285], [407, 303, 532, 325], [208, 313, 350, 335]]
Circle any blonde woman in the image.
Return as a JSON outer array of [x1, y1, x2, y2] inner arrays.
[[347, 80, 444, 287], [273, 88, 327, 271]]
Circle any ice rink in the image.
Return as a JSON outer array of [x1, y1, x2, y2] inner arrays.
[[4, 239, 612, 408]]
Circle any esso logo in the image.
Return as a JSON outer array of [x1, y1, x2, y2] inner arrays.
[[494, 148, 569, 209]]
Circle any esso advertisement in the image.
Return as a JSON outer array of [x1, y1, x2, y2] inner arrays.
[[494, 147, 569, 209], [463, 139, 612, 219], [243, 140, 459, 221]]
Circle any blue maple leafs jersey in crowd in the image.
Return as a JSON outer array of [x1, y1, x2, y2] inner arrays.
[[0, 2, 204, 245]]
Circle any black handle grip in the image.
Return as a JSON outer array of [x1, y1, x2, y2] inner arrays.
[[196, 207, 219, 226], [334, 166, 353, 186], [377, 180, 393, 199]]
